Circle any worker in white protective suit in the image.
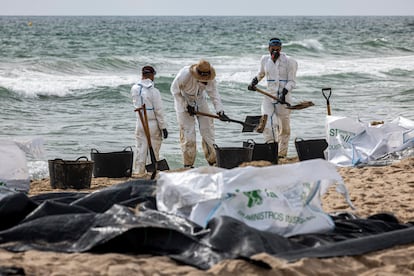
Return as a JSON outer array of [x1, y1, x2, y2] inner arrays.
[[248, 37, 298, 158], [170, 59, 229, 168], [131, 65, 168, 174]]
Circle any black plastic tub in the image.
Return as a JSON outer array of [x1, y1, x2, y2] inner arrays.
[[242, 139, 278, 164], [294, 138, 328, 161], [48, 156, 94, 189], [214, 144, 253, 169], [90, 147, 133, 178]]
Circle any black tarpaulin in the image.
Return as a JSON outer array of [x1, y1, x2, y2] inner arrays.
[[0, 180, 413, 270]]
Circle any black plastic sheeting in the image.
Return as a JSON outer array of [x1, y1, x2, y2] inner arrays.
[[0, 180, 414, 270]]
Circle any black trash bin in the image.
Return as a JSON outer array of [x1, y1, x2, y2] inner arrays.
[[243, 139, 278, 164], [90, 147, 133, 178], [214, 144, 253, 169], [48, 156, 94, 189], [295, 138, 328, 161]]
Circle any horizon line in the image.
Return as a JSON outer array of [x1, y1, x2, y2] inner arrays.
[[1, 14, 413, 17]]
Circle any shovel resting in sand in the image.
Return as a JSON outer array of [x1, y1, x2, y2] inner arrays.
[[135, 104, 169, 179], [322, 87, 332, 115]]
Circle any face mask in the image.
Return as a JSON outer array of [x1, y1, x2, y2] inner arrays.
[[271, 49, 280, 61]]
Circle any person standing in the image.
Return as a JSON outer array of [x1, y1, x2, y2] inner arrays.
[[131, 65, 168, 174], [248, 37, 298, 158], [170, 59, 229, 168]]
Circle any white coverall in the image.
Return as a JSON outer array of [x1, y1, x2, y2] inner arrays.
[[131, 78, 167, 174], [255, 52, 297, 157], [170, 66, 224, 166]]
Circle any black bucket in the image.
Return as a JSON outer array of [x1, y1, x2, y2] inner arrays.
[[295, 138, 328, 161], [214, 143, 253, 169], [90, 147, 133, 178], [48, 156, 94, 189], [243, 139, 278, 164]]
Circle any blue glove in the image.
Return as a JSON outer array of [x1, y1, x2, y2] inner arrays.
[[162, 129, 168, 139]]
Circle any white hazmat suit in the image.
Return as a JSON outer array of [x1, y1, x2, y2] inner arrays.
[[255, 52, 297, 157], [170, 64, 224, 167], [131, 78, 167, 174]]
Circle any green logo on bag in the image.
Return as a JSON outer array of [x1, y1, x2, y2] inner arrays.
[[243, 190, 263, 207]]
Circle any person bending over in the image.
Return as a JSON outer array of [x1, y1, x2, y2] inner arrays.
[[171, 59, 229, 168]]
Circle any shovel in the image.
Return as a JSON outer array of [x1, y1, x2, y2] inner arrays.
[[252, 87, 314, 110], [195, 111, 267, 133], [322, 87, 332, 115], [135, 104, 169, 179]]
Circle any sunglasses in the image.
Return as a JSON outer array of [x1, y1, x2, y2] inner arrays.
[[269, 39, 282, 47], [197, 69, 211, 76]]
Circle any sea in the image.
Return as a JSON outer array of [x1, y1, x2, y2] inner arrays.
[[1, 16, 413, 179]]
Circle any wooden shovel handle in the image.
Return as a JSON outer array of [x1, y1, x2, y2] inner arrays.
[[195, 111, 252, 127], [135, 104, 152, 147], [195, 111, 220, 119], [135, 104, 157, 179], [253, 87, 314, 111], [142, 106, 153, 148], [253, 87, 280, 101]]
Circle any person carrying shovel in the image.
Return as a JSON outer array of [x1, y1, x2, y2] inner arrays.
[[170, 59, 230, 168], [248, 37, 298, 158], [131, 65, 168, 175]]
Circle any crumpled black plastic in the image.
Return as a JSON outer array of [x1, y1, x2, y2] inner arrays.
[[0, 180, 413, 270]]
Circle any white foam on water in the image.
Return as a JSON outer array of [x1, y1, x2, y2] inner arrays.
[[0, 69, 136, 97], [300, 55, 414, 78]]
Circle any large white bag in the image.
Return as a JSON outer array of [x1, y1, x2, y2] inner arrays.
[[325, 116, 364, 166], [0, 137, 44, 193], [156, 159, 353, 237], [326, 116, 414, 166], [0, 140, 30, 193]]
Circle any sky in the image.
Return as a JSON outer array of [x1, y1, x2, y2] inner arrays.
[[2, 0, 414, 16]]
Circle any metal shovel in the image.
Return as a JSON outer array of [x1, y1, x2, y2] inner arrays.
[[135, 104, 169, 179], [322, 87, 332, 115], [253, 87, 314, 110], [195, 111, 267, 133]]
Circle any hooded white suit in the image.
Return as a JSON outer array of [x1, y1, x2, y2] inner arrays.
[[255, 52, 297, 157], [131, 78, 167, 174], [170, 66, 224, 166]]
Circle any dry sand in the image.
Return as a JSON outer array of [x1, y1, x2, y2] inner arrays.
[[1, 157, 414, 275]]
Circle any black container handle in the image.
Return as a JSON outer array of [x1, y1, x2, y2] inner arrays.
[[91, 148, 100, 153], [246, 139, 256, 145], [213, 144, 219, 149], [295, 138, 304, 143], [123, 146, 133, 152], [76, 156, 89, 161]]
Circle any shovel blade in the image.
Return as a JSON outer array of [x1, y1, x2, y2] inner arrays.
[[145, 159, 170, 172], [242, 116, 262, 132]]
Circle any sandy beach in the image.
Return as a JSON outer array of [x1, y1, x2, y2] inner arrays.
[[1, 157, 414, 275]]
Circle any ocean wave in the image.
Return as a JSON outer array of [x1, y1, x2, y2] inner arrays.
[[1, 53, 413, 99], [0, 86, 16, 99], [360, 38, 390, 48], [28, 56, 137, 74], [0, 65, 137, 98], [401, 88, 414, 97], [286, 39, 325, 53]]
